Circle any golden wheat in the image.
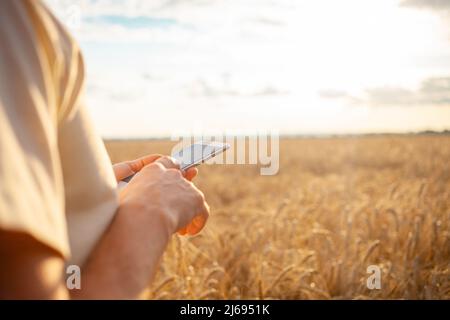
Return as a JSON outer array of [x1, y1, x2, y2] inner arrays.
[[105, 136, 450, 299]]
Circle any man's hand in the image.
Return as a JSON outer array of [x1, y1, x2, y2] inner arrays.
[[113, 155, 209, 236], [74, 155, 210, 298], [0, 154, 210, 300]]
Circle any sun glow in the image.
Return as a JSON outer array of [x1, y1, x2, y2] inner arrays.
[[47, 0, 450, 137]]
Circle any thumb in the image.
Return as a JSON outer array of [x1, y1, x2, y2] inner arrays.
[[113, 162, 136, 181], [113, 154, 163, 181]]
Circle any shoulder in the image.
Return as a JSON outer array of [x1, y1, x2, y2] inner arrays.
[[33, 0, 86, 121], [0, 0, 85, 121]]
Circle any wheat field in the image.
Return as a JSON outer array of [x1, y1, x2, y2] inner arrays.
[[105, 135, 450, 300]]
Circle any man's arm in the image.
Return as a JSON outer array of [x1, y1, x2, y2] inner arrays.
[[72, 156, 207, 299], [0, 205, 170, 300], [0, 201, 171, 300], [0, 156, 209, 299]]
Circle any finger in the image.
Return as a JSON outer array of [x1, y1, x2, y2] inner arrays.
[[177, 226, 188, 236], [155, 156, 181, 170], [126, 154, 163, 173], [113, 154, 162, 181], [113, 162, 136, 181], [184, 167, 198, 181], [186, 202, 210, 235], [186, 213, 208, 235]]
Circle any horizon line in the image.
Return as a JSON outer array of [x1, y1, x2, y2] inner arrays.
[[102, 130, 450, 141]]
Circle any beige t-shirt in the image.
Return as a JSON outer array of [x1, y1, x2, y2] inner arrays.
[[0, 1, 119, 266]]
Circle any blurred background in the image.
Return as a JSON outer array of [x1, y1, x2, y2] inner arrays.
[[45, 0, 450, 138], [43, 0, 450, 299]]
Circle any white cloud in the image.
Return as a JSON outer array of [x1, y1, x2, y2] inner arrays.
[[320, 76, 450, 107], [43, 0, 450, 136], [401, 0, 450, 11], [185, 75, 289, 98]]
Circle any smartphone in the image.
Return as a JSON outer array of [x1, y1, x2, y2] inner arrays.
[[172, 141, 230, 171], [119, 141, 230, 185]]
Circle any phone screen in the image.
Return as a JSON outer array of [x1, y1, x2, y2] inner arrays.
[[172, 142, 229, 170], [120, 142, 229, 184]]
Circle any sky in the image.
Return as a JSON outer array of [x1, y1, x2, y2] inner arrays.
[[45, 0, 450, 138]]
